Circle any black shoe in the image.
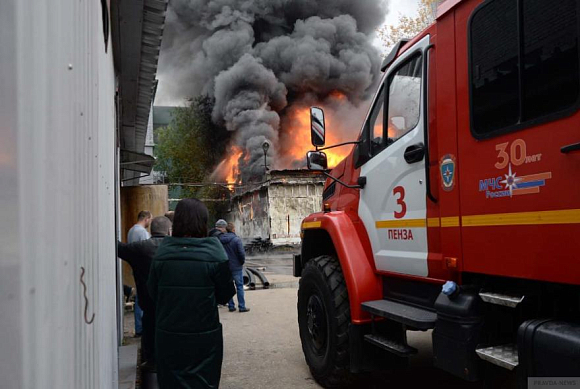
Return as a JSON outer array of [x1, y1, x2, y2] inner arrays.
[[239, 307, 250, 313], [134, 332, 142, 338], [228, 307, 237, 312]]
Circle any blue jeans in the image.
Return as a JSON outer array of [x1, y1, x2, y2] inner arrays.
[[134, 295, 143, 334], [228, 269, 246, 310]]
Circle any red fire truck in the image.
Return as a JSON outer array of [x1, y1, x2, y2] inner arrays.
[[294, 0, 580, 387]]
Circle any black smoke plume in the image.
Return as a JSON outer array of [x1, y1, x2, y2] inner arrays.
[[158, 0, 388, 182]]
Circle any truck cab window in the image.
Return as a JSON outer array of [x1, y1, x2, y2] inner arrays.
[[471, 0, 519, 135], [470, 0, 580, 138], [369, 87, 386, 156], [522, 0, 579, 121], [386, 55, 422, 144]]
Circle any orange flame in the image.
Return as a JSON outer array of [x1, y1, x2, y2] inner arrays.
[[329, 90, 348, 102], [214, 93, 355, 185], [222, 146, 243, 185], [282, 105, 350, 168]]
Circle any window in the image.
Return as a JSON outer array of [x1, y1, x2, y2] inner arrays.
[[386, 55, 422, 144], [362, 54, 423, 160], [369, 87, 386, 155], [470, 0, 580, 138], [522, 1, 579, 121]]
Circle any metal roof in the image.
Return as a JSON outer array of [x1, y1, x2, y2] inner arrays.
[[231, 170, 326, 200], [112, 0, 168, 155]]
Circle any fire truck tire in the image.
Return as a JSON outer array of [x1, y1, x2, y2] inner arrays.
[[298, 255, 354, 388]]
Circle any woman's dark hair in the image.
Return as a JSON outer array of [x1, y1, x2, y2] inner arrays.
[[172, 198, 209, 238]]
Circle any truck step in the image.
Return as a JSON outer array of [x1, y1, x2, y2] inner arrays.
[[475, 344, 519, 370], [361, 299, 437, 330], [364, 334, 418, 357], [479, 291, 525, 308]]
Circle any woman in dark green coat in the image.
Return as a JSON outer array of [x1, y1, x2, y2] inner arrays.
[[148, 199, 235, 389]]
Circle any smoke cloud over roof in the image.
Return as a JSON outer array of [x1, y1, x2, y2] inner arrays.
[[158, 0, 388, 182]]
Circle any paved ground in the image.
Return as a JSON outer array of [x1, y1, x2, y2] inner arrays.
[[220, 255, 504, 389], [219, 274, 485, 389], [122, 305, 144, 389], [244, 252, 296, 275], [136, 253, 512, 388], [220, 284, 319, 389]]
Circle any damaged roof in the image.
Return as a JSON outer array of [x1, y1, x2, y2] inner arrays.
[[231, 169, 326, 200]]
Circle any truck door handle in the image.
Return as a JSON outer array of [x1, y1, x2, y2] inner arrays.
[[404, 143, 426, 164], [561, 142, 580, 154]]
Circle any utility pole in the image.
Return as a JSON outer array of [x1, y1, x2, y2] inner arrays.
[[262, 141, 270, 173]]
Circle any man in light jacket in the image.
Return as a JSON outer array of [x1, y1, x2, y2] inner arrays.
[[127, 210, 152, 336]]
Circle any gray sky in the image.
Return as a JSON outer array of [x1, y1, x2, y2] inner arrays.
[[374, 0, 420, 54], [386, 0, 420, 25]]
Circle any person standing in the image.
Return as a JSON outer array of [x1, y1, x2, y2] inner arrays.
[[208, 219, 226, 238], [127, 210, 152, 336], [117, 216, 171, 371], [148, 199, 235, 389], [128, 210, 152, 243], [219, 222, 250, 313]]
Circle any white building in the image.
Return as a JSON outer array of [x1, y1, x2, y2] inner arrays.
[[0, 0, 167, 387]]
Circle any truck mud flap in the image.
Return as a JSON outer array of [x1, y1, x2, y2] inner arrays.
[[293, 254, 302, 277]]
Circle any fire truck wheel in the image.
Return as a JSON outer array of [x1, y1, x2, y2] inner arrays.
[[298, 255, 353, 388]]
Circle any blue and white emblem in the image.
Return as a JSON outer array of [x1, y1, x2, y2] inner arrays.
[[440, 154, 456, 191]]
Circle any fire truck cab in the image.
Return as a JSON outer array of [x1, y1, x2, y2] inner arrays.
[[295, 0, 580, 387]]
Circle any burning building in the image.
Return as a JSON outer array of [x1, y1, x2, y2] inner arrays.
[[154, 1, 389, 237], [228, 170, 326, 245]]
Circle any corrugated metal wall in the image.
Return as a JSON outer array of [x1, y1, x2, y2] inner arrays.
[[0, 0, 119, 387]]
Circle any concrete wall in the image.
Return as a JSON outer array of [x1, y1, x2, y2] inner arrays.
[[120, 185, 168, 286], [229, 181, 323, 245], [230, 188, 270, 243], [0, 0, 120, 387], [268, 183, 323, 245]]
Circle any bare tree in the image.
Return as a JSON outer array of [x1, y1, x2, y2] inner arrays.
[[377, 0, 441, 54]]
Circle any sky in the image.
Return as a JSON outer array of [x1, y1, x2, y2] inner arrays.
[[374, 0, 420, 53], [385, 0, 420, 26]]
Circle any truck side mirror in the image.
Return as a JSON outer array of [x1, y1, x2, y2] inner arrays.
[[310, 107, 325, 147], [307, 151, 328, 171]]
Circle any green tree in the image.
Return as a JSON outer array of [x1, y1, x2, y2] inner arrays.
[[155, 96, 232, 221], [155, 96, 229, 183]]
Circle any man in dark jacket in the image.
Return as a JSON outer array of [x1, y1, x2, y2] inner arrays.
[[117, 216, 171, 369], [208, 219, 226, 238], [218, 222, 250, 312]]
